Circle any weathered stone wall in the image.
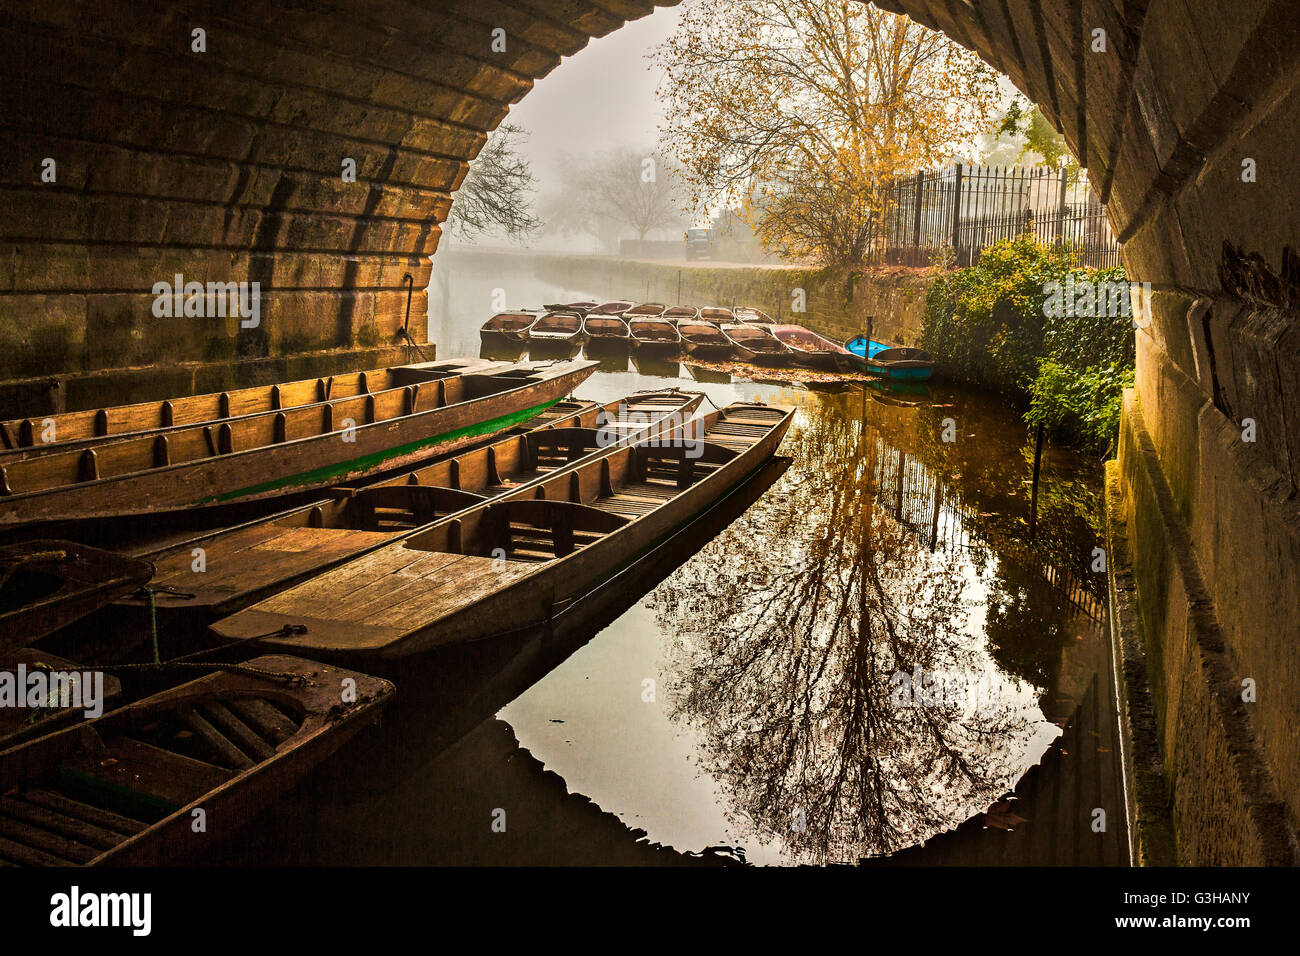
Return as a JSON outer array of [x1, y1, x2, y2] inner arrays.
[[0, 0, 674, 380], [0, 345, 416, 420]]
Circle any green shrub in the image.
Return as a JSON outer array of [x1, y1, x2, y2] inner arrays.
[[921, 234, 1134, 456], [1026, 359, 1133, 456]]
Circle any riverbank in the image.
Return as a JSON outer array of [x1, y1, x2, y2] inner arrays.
[[519, 251, 937, 349]]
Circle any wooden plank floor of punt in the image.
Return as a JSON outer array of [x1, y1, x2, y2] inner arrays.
[[698, 405, 789, 452], [131, 393, 702, 621], [479, 392, 695, 498], [221, 551, 538, 653], [146, 525, 393, 611], [589, 408, 774, 519], [212, 401, 793, 658]]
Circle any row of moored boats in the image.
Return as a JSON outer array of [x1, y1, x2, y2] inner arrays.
[[0, 355, 793, 865], [481, 301, 934, 381]]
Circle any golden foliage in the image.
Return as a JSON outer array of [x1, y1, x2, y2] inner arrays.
[[654, 0, 1000, 263]]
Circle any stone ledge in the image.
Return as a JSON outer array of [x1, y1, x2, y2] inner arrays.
[[1104, 455, 1177, 865], [0, 344, 422, 420], [1117, 390, 1298, 864]]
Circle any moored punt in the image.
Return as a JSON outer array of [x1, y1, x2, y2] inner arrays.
[[593, 300, 635, 315], [580, 312, 632, 345], [770, 324, 857, 371], [0, 360, 598, 527], [211, 402, 794, 662], [661, 305, 700, 323], [734, 306, 775, 326], [112, 391, 703, 630], [722, 323, 792, 366], [0, 655, 392, 866], [845, 336, 935, 381], [623, 303, 666, 318], [627, 316, 683, 353], [542, 301, 599, 314], [699, 307, 734, 323], [0, 541, 154, 653], [0, 358, 499, 462], [479, 311, 539, 344], [678, 321, 734, 360], [527, 310, 586, 344]]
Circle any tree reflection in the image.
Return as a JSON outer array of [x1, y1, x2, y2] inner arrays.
[[649, 393, 1045, 862]]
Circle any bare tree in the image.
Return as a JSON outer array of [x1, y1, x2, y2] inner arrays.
[[444, 123, 540, 240], [540, 147, 690, 249]]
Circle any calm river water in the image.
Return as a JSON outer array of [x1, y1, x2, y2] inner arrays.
[[216, 249, 1125, 866]]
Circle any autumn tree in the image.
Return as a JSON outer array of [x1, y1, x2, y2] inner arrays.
[[654, 0, 1000, 264], [994, 98, 1081, 177], [443, 123, 540, 240]]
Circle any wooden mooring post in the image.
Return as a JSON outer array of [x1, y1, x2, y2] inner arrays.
[[1029, 421, 1045, 540]]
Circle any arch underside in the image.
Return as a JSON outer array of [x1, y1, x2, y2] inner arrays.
[[1, 0, 1297, 863]]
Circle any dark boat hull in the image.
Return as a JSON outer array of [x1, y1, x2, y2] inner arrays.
[[0, 362, 597, 526], [0, 655, 392, 866], [0, 541, 154, 653], [682, 341, 734, 361]]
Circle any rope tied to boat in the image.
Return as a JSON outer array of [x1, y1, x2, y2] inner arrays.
[[90, 660, 309, 686], [395, 326, 434, 365], [159, 624, 309, 666]]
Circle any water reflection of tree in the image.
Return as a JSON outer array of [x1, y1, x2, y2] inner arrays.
[[649, 394, 1042, 863]]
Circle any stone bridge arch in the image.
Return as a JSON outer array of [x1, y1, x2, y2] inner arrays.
[[1, 0, 1297, 864]]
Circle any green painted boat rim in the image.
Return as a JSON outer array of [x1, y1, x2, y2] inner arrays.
[[198, 398, 561, 504]]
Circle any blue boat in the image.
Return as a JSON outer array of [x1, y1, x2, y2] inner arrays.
[[844, 335, 934, 381]]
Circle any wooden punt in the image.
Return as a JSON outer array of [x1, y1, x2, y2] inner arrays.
[[593, 300, 635, 315], [0, 359, 598, 527], [0, 541, 154, 653], [112, 391, 703, 629], [480, 311, 540, 344], [722, 323, 792, 365], [0, 650, 123, 749], [624, 303, 666, 318], [542, 301, 600, 314], [628, 316, 683, 353], [770, 324, 857, 371], [661, 305, 699, 323], [678, 320, 734, 360], [845, 336, 935, 381], [0, 358, 499, 462], [734, 306, 775, 326], [0, 655, 392, 866], [580, 313, 632, 345], [699, 307, 734, 323], [211, 402, 794, 661], [527, 310, 586, 344]]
